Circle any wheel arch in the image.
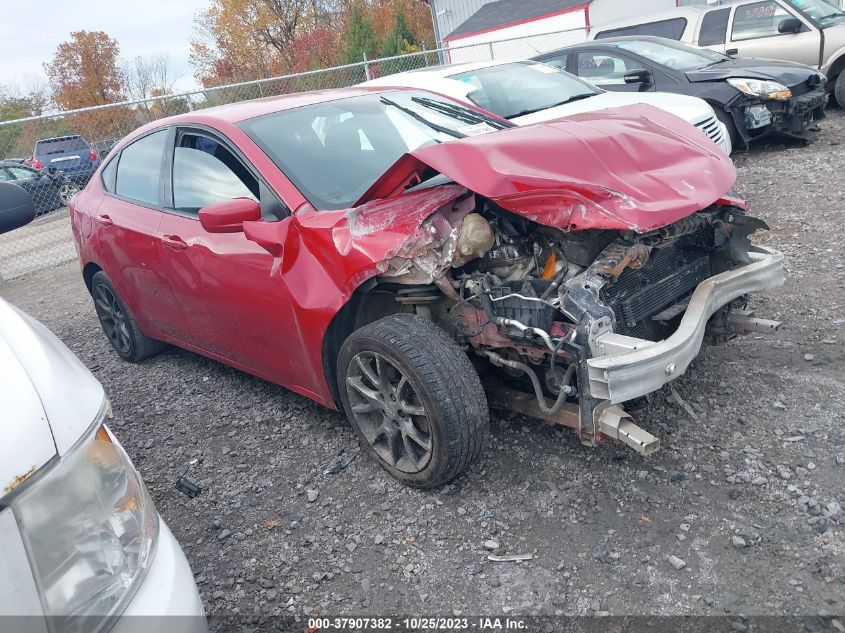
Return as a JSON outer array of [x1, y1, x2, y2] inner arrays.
[[82, 262, 103, 293], [321, 279, 415, 407], [825, 51, 845, 86]]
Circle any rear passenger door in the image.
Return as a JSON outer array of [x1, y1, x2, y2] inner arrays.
[[573, 50, 656, 92], [726, 0, 820, 67], [95, 128, 190, 340]]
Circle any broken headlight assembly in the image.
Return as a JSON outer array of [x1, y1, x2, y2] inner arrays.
[[727, 78, 792, 101], [9, 401, 158, 633]]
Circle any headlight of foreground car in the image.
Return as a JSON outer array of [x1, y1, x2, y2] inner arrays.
[[10, 401, 158, 633], [727, 78, 792, 101]]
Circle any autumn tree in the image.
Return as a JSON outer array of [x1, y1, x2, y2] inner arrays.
[[341, 1, 378, 65], [190, 0, 435, 88], [190, 0, 345, 87], [44, 31, 125, 109], [43, 31, 136, 142], [371, 0, 433, 52]]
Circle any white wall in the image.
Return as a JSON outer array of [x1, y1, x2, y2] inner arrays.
[[445, 9, 589, 63], [589, 0, 679, 26]]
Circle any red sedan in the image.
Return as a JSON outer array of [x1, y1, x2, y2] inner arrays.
[[71, 87, 783, 487]]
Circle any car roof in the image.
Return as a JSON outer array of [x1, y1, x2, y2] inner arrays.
[[154, 86, 416, 126], [598, 4, 710, 25], [36, 134, 85, 142], [547, 35, 691, 51], [589, 4, 715, 35], [372, 59, 531, 80]]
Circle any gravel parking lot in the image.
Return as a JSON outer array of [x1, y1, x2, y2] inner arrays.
[[2, 110, 844, 629]]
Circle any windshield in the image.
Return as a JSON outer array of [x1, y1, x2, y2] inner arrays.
[[616, 38, 728, 70], [35, 136, 89, 155], [784, 0, 845, 24], [449, 61, 601, 119], [239, 91, 509, 211]]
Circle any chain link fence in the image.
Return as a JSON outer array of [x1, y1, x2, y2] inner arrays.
[[0, 26, 588, 283]]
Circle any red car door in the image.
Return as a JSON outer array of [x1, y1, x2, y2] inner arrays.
[[156, 129, 320, 396], [94, 128, 189, 340]]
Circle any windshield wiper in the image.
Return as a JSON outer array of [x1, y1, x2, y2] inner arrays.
[[410, 96, 513, 130], [819, 12, 845, 22], [380, 97, 466, 139], [507, 93, 596, 119]]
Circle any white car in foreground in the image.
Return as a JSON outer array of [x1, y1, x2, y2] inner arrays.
[[362, 59, 732, 155], [0, 183, 206, 633]]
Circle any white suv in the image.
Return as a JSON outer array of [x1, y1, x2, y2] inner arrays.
[[0, 183, 206, 633]]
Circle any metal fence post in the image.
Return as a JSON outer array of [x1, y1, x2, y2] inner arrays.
[[363, 53, 372, 81]]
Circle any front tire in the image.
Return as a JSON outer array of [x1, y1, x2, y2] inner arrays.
[[714, 108, 741, 149], [337, 314, 489, 488], [834, 72, 845, 108], [91, 271, 165, 362]]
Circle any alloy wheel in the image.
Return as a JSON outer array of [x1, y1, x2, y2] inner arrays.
[[93, 283, 131, 355], [59, 182, 79, 206], [345, 351, 432, 473]]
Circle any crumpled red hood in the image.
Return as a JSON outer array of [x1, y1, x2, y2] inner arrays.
[[356, 104, 736, 233]]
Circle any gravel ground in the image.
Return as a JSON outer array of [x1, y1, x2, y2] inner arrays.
[[2, 109, 844, 628]]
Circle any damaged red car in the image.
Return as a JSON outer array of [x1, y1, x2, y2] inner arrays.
[[70, 87, 784, 488]]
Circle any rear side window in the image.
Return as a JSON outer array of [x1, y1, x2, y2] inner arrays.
[[114, 130, 168, 206], [35, 137, 88, 155], [595, 18, 688, 40], [101, 158, 117, 193], [699, 8, 731, 45]]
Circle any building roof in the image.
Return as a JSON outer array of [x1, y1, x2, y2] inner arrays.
[[446, 0, 591, 40]]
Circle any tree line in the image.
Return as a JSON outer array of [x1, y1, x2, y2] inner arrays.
[[190, 0, 433, 87]]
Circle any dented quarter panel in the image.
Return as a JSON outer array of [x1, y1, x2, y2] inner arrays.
[[359, 105, 735, 233]]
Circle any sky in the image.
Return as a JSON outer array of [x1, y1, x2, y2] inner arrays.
[[0, 0, 211, 96]]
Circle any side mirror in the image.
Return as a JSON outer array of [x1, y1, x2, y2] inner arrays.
[[778, 17, 803, 33], [624, 69, 652, 84], [198, 197, 261, 233], [0, 182, 36, 234]]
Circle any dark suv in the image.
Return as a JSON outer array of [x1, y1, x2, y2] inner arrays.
[[28, 135, 100, 185]]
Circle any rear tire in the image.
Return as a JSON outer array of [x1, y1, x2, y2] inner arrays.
[[91, 271, 165, 362], [337, 314, 489, 488], [58, 181, 79, 206]]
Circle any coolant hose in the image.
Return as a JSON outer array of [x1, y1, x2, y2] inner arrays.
[[483, 351, 575, 415]]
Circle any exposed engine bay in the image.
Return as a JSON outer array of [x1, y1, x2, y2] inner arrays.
[[373, 191, 780, 455]]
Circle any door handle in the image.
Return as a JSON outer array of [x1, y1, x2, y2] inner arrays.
[[161, 235, 188, 251], [95, 214, 113, 226]]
